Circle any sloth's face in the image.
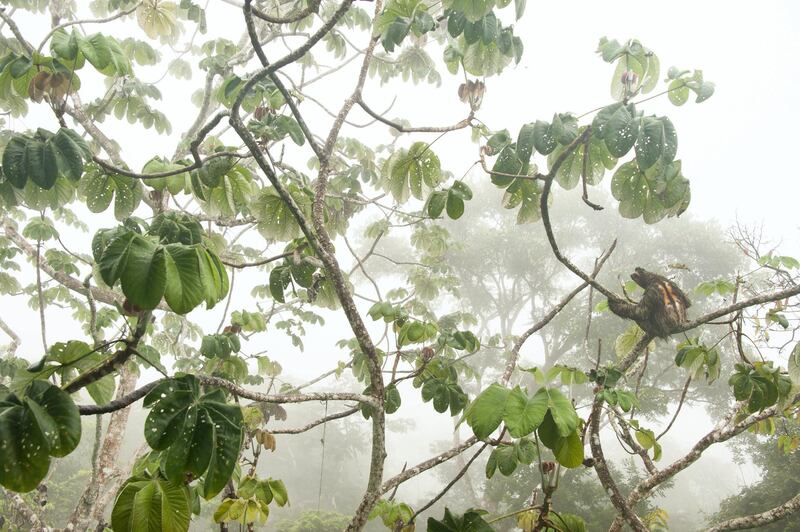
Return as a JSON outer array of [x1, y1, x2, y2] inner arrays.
[[630, 267, 647, 288]]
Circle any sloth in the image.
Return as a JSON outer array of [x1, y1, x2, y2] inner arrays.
[[607, 267, 690, 338]]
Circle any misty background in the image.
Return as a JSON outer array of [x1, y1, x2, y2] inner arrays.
[[2, 1, 799, 530]]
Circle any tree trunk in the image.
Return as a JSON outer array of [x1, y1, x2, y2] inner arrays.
[[65, 366, 138, 529]]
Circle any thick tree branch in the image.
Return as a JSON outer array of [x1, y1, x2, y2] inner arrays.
[[77, 379, 162, 415], [0, 488, 48, 530], [609, 393, 800, 531], [3, 221, 169, 311], [589, 396, 648, 531], [302, 2, 390, 527], [537, 126, 618, 300], [707, 492, 800, 532], [78, 376, 380, 414]]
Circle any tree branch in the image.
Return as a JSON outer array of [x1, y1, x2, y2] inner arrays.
[[63, 312, 150, 394], [609, 393, 800, 531], [357, 98, 474, 133], [269, 406, 360, 434], [501, 240, 616, 384], [707, 492, 800, 532], [379, 436, 480, 495], [589, 396, 648, 531], [3, 220, 169, 311], [537, 126, 618, 301]]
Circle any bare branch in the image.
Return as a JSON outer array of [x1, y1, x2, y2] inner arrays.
[[537, 126, 618, 301], [36, 2, 141, 55], [379, 436, 480, 495], [77, 379, 162, 415], [78, 377, 380, 414], [501, 240, 617, 384], [357, 98, 474, 133], [270, 406, 360, 434]]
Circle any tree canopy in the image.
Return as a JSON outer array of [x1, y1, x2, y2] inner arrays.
[[0, 1, 799, 532]]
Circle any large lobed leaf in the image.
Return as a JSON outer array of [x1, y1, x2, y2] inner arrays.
[[144, 376, 244, 499], [0, 380, 81, 492]]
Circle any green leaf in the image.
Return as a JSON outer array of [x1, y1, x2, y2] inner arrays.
[[385, 384, 402, 414], [120, 235, 166, 310], [446, 190, 465, 219], [0, 380, 81, 492], [635, 117, 665, 170], [450, 180, 473, 200], [111, 476, 191, 532], [255, 188, 303, 242], [1, 136, 29, 188], [78, 33, 130, 76], [425, 190, 447, 218], [502, 386, 547, 438], [163, 245, 206, 314], [541, 387, 579, 437], [490, 145, 522, 187], [789, 343, 800, 384], [1, 128, 90, 190], [87, 375, 116, 405], [514, 0, 526, 19], [96, 226, 226, 313], [464, 383, 511, 439], [532, 120, 557, 155], [550, 513, 587, 532], [487, 444, 518, 477], [428, 508, 493, 532], [552, 430, 584, 468], [83, 166, 142, 220], [384, 142, 442, 202], [136, 0, 180, 42], [269, 265, 292, 303], [604, 104, 639, 157], [144, 376, 243, 499], [461, 38, 511, 77], [149, 212, 204, 245], [668, 79, 689, 106], [448, 0, 495, 22], [516, 122, 536, 166]]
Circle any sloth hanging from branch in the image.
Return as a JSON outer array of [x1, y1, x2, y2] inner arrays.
[[607, 267, 691, 338]]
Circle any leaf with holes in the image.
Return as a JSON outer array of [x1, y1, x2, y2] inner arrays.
[[144, 376, 243, 499], [0, 380, 81, 492]]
